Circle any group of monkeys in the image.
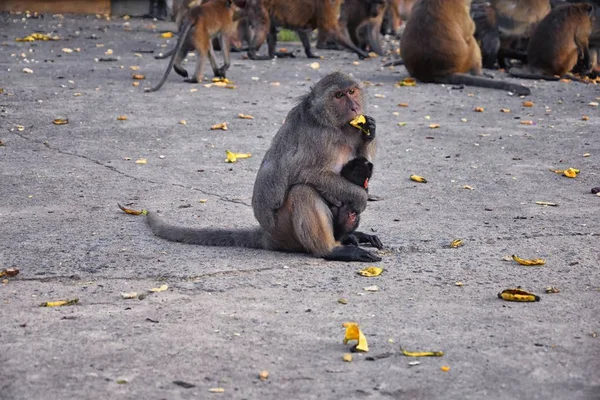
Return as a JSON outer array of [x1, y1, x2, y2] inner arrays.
[[146, 0, 600, 95], [143, 1, 598, 261]]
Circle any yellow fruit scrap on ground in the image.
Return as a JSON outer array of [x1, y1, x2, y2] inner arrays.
[[563, 168, 579, 178], [208, 388, 225, 393], [342, 322, 369, 352], [150, 284, 168, 292], [118, 203, 148, 216], [135, 158, 147, 164], [225, 150, 252, 163], [535, 201, 558, 207], [237, 113, 254, 119], [410, 175, 427, 183], [342, 353, 353, 362], [132, 74, 145, 80], [512, 255, 545, 266], [545, 286, 560, 293], [160, 32, 174, 38], [523, 101, 534, 107], [40, 298, 79, 307], [401, 349, 444, 357], [441, 365, 450, 372], [473, 107, 484, 112], [358, 266, 383, 277], [117, 115, 128, 121], [53, 118, 69, 125], [258, 370, 269, 380], [211, 122, 228, 130], [397, 78, 417, 87], [450, 239, 464, 248], [429, 123, 440, 128], [121, 292, 138, 299], [498, 288, 540, 302], [500, 108, 511, 113], [0, 268, 20, 278], [16, 33, 59, 42]]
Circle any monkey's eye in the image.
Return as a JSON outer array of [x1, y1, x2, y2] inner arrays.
[[335, 92, 344, 99], [348, 88, 355, 95]]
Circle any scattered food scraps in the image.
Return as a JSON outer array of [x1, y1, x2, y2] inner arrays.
[[500, 108, 511, 113], [211, 122, 228, 130], [121, 292, 138, 299], [358, 266, 383, 277], [545, 286, 560, 294], [522, 101, 534, 107], [473, 107, 484, 112], [342, 353, 353, 362], [208, 388, 225, 393], [563, 168, 579, 178], [582, 115, 590, 121], [450, 239, 464, 248], [160, 32, 174, 38], [135, 158, 147, 164], [498, 288, 540, 302], [441, 366, 450, 372], [397, 78, 416, 87], [535, 201, 558, 207], [410, 175, 427, 183], [398, 103, 409, 107], [429, 123, 440, 129], [310, 62, 320, 70], [132, 74, 145, 80], [117, 115, 128, 121], [462, 185, 474, 190], [258, 370, 269, 380], [0, 268, 19, 278], [342, 322, 369, 352], [237, 113, 254, 119], [150, 284, 168, 292], [40, 298, 79, 307], [225, 150, 252, 163], [363, 285, 379, 292], [512, 255, 545, 266], [16, 33, 59, 42], [400, 349, 444, 357], [118, 203, 148, 215], [53, 118, 68, 125], [338, 298, 348, 305], [520, 120, 535, 125]]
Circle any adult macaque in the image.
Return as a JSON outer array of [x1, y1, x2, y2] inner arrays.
[[146, 72, 382, 262]]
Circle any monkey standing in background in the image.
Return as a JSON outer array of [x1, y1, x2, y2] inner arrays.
[[146, 0, 245, 92], [508, 2, 595, 80], [146, 72, 383, 262], [400, 0, 531, 95]]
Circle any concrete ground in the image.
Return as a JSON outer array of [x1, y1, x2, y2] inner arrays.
[[1, 12, 599, 400]]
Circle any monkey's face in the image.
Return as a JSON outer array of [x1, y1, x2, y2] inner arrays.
[[333, 86, 363, 122]]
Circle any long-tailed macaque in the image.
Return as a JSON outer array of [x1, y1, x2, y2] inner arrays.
[[509, 3, 595, 79], [400, 0, 531, 95], [146, 72, 382, 262], [146, 0, 244, 92]]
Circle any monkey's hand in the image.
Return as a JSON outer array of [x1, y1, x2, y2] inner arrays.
[[362, 115, 376, 141]]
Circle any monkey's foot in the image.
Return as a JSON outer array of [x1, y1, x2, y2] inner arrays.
[[352, 231, 383, 249], [274, 51, 296, 58], [174, 65, 189, 78], [341, 235, 360, 247], [323, 246, 382, 262], [214, 67, 228, 78], [184, 77, 200, 84], [306, 52, 321, 59]]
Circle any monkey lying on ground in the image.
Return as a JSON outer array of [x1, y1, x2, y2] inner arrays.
[[508, 3, 595, 80], [146, 72, 382, 262], [146, 0, 244, 92], [400, 0, 531, 95], [332, 156, 383, 249]]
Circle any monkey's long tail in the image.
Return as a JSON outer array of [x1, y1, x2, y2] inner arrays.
[[145, 20, 194, 92], [435, 73, 531, 96], [146, 211, 266, 249]]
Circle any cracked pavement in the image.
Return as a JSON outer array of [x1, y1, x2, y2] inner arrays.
[[1, 12, 599, 400]]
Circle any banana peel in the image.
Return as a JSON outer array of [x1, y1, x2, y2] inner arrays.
[[0, 268, 20, 278], [401, 349, 444, 357], [40, 298, 79, 307], [450, 239, 464, 248], [342, 322, 369, 352], [410, 175, 427, 183], [118, 203, 148, 216], [349, 115, 371, 137], [225, 150, 252, 163], [498, 288, 540, 302], [512, 255, 545, 266], [357, 266, 383, 277]]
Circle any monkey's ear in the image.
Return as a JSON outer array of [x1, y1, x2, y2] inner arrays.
[[586, 4, 595, 17]]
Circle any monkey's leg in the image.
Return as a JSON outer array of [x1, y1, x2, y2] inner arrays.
[[267, 21, 295, 59], [186, 33, 209, 84], [297, 29, 320, 58], [327, 28, 370, 59], [207, 40, 221, 78], [365, 24, 384, 56], [286, 186, 381, 262], [173, 33, 194, 78], [216, 33, 231, 78]]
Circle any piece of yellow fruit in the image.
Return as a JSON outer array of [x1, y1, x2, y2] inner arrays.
[[410, 175, 427, 183], [40, 298, 79, 307], [211, 122, 228, 130], [349, 115, 366, 128], [450, 239, 464, 248], [342, 353, 353, 362], [401, 349, 444, 357], [342, 322, 369, 352], [53, 118, 69, 125], [150, 284, 168, 292], [160, 32, 174, 38], [498, 288, 540, 302], [358, 266, 383, 277], [522, 101, 534, 107], [397, 77, 416, 87], [118, 203, 148, 216], [441, 365, 450, 372], [225, 150, 251, 163], [512, 255, 545, 266], [563, 168, 579, 178]]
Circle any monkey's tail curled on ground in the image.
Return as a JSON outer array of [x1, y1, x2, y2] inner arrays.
[[435, 73, 531, 96], [146, 211, 266, 248], [145, 19, 194, 92]]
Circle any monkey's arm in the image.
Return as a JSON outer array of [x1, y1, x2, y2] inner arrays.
[[296, 169, 368, 213], [354, 115, 377, 161]]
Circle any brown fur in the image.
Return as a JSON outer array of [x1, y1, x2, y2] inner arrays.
[[400, 0, 531, 95], [509, 3, 595, 79], [263, 0, 370, 59]]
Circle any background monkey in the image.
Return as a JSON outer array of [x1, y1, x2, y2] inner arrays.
[[509, 3, 595, 79], [400, 0, 531, 95], [147, 72, 382, 262], [146, 0, 244, 92]]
